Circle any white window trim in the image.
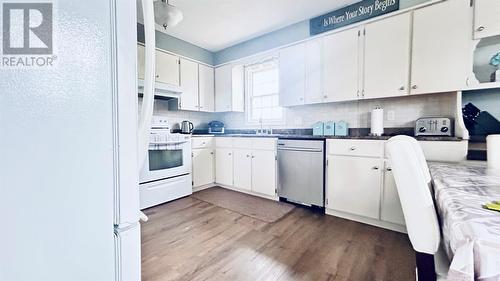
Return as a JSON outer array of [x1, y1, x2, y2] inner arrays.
[[244, 58, 285, 126]]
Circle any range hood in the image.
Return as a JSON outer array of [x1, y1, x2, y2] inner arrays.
[[137, 79, 183, 99]]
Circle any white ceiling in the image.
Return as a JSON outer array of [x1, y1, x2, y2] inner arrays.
[[137, 0, 356, 52]]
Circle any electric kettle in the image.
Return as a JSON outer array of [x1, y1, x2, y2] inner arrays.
[[181, 120, 194, 134]]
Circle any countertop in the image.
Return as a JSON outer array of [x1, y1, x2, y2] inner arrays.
[[191, 133, 462, 142]]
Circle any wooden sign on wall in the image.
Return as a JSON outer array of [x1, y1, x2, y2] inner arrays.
[[310, 0, 400, 35]]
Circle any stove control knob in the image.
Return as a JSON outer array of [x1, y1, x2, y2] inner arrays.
[[419, 127, 426, 133], [441, 127, 449, 133]]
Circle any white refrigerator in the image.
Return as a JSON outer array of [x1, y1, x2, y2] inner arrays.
[[0, 0, 142, 280]]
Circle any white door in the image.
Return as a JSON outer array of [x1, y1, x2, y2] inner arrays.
[[411, 0, 473, 95], [137, 44, 145, 80], [179, 58, 199, 111], [474, 0, 500, 39], [233, 149, 252, 191], [305, 38, 324, 104], [323, 27, 361, 102], [380, 163, 406, 225], [327, 155, 382, 219], [251, 150, 277, 197], [279, 43, 305, 106], [199, 64, 215, 112], [155, 50, 180, 86], [363, 13, 411, 99], [215, 148, 233, 186], [215, 64, 233, 112], [192, 148, 214, 187]]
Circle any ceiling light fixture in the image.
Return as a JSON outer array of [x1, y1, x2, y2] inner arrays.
[[154, 0, 183, 29]]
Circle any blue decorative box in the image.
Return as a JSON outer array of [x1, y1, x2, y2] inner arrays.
[[324, 121, 335, 136], [335, 121, 349, 136], [312, 122, 324, 136]]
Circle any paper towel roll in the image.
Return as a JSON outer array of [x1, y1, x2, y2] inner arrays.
[[371, 108, 384, 136], [487, 135, 500, 169]]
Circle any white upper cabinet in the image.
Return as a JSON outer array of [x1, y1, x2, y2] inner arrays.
[[199, 64, 215, 112], [155, 50, 180, 86], [473, 0, 500, 39], [411, 0, 473, 95], [304, 38, 324, 104], [179, 58, 199, 111], [215, 64, 244, 112], [323, 27, 361, 103], [362, 13, 411, 99], [279, 43, 306, 106]]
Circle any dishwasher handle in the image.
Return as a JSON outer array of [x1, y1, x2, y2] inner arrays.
[[277, 147, 323, 152]]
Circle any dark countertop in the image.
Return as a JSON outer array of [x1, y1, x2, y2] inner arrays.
[[191, 133, 462, 142]]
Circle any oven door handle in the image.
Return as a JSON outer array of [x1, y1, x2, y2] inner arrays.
[[148, 141, 189, 151]]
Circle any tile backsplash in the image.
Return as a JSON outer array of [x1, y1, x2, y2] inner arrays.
[[143, 92, 457, 131], [219, 92, 457, 129]]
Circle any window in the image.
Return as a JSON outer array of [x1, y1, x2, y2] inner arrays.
[[245, 59, 284, 124]]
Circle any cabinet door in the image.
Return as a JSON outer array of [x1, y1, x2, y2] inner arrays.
[[363, 13, 411, 99], [327, 155, 382, 219], [215, 148, 233, 186], [474, 0, 500, 39], [179, 58, 199, 111], [251, 150, 276, 197], [215, 64, 233, 112], [323, 27, 361, 102], [137, 45, 145, 80], [156, 50, 180, 86], [411, 0, 473, 95], [231, 65, 245, 112], [279, 43, 305, 106], [199, 65, 215, 112], [233, 149, 252, 191], [381, 164, 406, 225], [192, 148, 214, 187], [305, 38, 324, 104]]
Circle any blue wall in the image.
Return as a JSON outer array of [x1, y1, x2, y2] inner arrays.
[[213, 0, 431, 65], [137, 23, 214, 65], [463, 88, 500, 120]]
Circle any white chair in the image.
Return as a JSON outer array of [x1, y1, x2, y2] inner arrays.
[[386, 136, 449, 281]]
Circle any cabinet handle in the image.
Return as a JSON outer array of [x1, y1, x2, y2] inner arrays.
[[228, 153, 232, 156], [210, 152, 214, 155], [155, 75, 159, 78], [350, 147, 356, 151], [411, 85, 418, 90], [361, 90, 365, 97], [246, 154, 250, 158], [323, 95, 328, 99], [372, 166, 379, 170], [386, 167, 392, 171], [477, 26, 485, 32], [252, 156, 255, 158], [399, 86, 405, 91], [356, 90, 360, 98]]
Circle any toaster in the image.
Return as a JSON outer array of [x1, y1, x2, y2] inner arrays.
[[415, 117, 453, 136]]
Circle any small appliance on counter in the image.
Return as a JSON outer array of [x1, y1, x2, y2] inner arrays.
[[208, 121, 225, 134], [181, 120, 194, 134], [415, 117, 453, 136], [312, 122, 324, 136]]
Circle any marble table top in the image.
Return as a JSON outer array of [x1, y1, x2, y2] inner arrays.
[[429, 162, 500, 281]]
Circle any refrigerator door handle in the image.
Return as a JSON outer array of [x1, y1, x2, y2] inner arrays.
[[139, 211, 149, 222]]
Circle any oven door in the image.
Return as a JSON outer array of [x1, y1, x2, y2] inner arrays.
[[139, 138, 192, 184]]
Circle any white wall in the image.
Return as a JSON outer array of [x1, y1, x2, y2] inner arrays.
[[219, 92, 456, 129]]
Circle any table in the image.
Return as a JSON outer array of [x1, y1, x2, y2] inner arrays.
[[429, 162, 500, 281]]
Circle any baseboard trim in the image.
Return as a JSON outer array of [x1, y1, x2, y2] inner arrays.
[[326, 208, 407, 233]]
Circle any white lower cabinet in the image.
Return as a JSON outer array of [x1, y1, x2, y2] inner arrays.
[[326, 139, 406, 232], [214, 137, 278, 199], [192, 148, 214, 188], [233, 149, 252, 191], [215, 148, 234, 186], [250, 150, 277, 197], [327, 155, 382, 219]]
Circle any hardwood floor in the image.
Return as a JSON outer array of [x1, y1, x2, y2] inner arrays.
[[141, 195, 415, 281]]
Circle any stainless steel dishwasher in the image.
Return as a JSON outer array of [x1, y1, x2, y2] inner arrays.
[[277, 139, 325, 208]]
